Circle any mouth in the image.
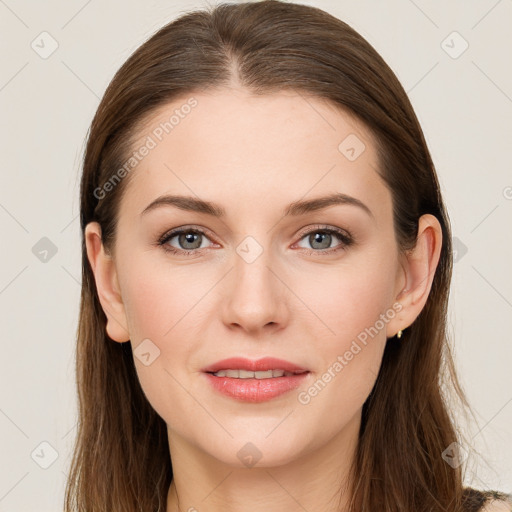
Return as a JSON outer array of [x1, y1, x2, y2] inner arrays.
[[201, 357, 310, 402], [208, 369, 307, 378], [201, 356, 309, 374]]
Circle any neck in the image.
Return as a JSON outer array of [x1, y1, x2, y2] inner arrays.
[[166, 411, 361, 512]]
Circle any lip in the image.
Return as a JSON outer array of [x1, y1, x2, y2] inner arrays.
[[201, 357, 308, 374], [203, 372, 309, 402], [201, 357, 310, 403]]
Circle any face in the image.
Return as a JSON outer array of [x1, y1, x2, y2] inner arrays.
[[93, 87, 409, 468]]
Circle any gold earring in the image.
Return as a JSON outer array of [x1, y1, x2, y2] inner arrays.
[[396, 329, 403, 339]]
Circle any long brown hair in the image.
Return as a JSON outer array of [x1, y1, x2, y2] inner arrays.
[[66, 1, 487, 510]]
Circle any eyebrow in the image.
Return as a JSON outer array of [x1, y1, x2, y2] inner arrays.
[[140, 192, 374, 219]]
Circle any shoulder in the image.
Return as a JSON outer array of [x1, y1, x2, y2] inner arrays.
[[463, 488, 512, 512], [480, 496, 512, 512]]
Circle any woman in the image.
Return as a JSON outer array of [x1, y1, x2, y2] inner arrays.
[[65, 1, 512, 511]]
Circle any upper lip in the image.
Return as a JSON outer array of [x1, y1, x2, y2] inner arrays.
[[201, 357, 309, 374]]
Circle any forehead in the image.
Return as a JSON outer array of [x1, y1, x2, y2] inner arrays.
[[119, 88, 390, 222]]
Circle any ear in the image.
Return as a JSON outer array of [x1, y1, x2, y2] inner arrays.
[[84, 222, 130, 343], [386, 214, 443, 338]]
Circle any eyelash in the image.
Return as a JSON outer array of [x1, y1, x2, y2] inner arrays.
[[157, 224, 354, 257]]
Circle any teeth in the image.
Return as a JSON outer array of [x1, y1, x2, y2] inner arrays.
[[212, 369, 296, 378]]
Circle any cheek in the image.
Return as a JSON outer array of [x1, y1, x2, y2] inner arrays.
[[294, 254, 395, 405], [117, 254, 213, 424], [119, 253, 209, 341], [119, 268, 198, 431], [295, 253, 396, 344]]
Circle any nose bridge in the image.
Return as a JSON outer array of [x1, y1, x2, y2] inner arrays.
[[222, 234, 287, 331]]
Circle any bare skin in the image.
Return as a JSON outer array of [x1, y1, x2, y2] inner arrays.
[[85, 87, 442, 512]]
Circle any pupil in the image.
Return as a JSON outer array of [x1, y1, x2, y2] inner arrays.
[[180, 232, 201, 249], [311, 232, 330, 249]]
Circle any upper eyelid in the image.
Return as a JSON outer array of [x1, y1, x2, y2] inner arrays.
[[295, 224, 351, 239], [159, 225, 217, 243]]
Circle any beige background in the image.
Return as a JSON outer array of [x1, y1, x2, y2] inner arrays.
[[0, 0, 511, 509]]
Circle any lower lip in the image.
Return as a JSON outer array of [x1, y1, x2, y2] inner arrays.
[[204, 372, 310, 403]]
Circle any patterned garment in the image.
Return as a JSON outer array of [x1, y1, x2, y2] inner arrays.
[[463, 488, 512, 511]]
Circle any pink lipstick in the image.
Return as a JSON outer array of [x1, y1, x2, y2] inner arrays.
[[201, 357, 310, 403]]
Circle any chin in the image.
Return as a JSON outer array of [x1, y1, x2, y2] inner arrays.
[[194, 428, 312, 469]]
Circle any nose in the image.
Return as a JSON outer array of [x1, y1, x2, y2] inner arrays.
[[220, 246, 289, 335]]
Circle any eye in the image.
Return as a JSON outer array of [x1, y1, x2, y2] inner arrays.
[[157, 224, 354, 257], [294, 225, 353, 255], [158, 226, 216, 255]]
